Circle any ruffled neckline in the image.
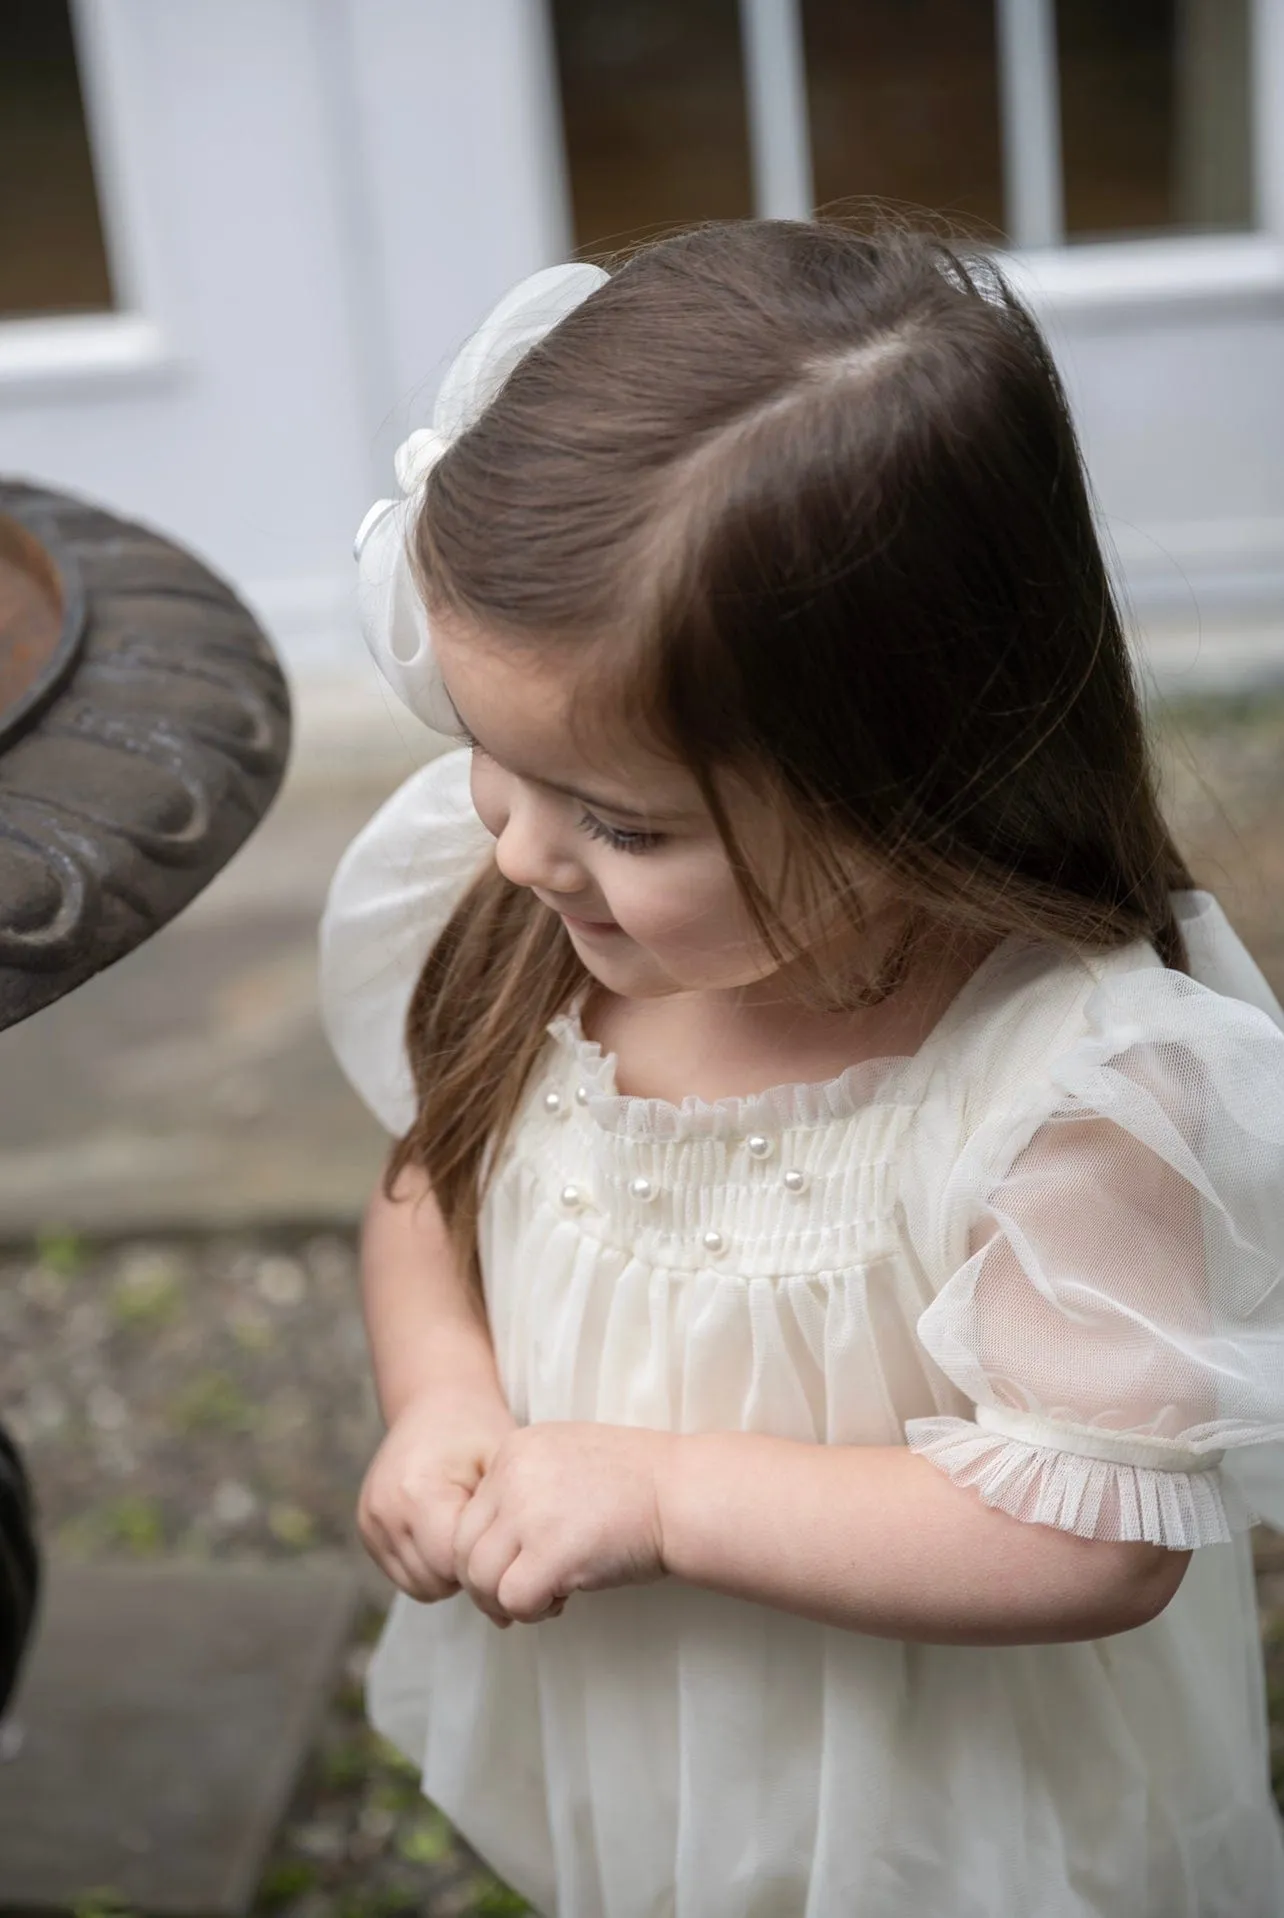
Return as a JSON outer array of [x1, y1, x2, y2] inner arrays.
[[545, 1007, 916, 1141], [543, 933, 1049, 1143], [541, 893, 1239, 1144]]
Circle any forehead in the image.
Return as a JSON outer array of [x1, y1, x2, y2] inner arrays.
[[430, 612, 703, 813]]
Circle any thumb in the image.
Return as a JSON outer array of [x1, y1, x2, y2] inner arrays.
[[413, 1481, 475, 1584]]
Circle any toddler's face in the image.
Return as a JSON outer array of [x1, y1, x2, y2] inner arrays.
[[432, 615, 865, 1004]]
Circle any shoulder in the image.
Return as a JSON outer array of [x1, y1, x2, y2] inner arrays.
[[918, 936, 1149, 1153], [318, 747, 492, 1134], [910, 897, 1284, 1267], [939, 891, 1284, 1128]]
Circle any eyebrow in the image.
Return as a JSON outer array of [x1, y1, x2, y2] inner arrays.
[[446, 700, 698, 825]]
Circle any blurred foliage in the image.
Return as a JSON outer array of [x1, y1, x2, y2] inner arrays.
[[169, 1369, 254, 1436], [70, 1893, 138, 1918], [34, 1225, 87, 1278], [109, 1257, 184, 1331]]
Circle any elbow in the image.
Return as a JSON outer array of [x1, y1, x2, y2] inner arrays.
[[1127, 1544, 1193, 1626], [999, 1539, 1194, 1647], [1089, 1543, 1192, 1638]]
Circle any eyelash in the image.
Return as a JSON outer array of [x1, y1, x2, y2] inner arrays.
[[456, 726, 663, 855], [578, 812, 661, 855]]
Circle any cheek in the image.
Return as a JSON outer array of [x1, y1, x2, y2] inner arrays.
[[608, 852, 754, 950]]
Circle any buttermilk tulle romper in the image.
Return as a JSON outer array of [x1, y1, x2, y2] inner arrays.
[[320, 743, 1284, 1918]]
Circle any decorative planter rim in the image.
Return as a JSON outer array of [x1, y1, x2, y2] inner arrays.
[[0, 479, 292, 1032], [0, 500, 88, 751]]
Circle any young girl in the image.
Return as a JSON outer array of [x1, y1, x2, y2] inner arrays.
[[320, 222, 1284, 1917]]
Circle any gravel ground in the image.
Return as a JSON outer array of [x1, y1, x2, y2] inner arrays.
[[0, 1224, 529, 1916], [4, 693, 1284, 1914]]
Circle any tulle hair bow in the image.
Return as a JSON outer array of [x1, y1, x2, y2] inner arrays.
[[353, 261, 610, 727]]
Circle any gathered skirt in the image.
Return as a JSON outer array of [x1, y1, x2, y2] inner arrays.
[[368, 1525, 1284, 1917]]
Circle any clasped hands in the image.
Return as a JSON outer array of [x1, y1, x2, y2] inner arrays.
[[357, 1392, 675, 1627]]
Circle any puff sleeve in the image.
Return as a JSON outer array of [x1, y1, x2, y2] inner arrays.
[[318, 747, 491, 1134], [904, 953, 1284, 1550]]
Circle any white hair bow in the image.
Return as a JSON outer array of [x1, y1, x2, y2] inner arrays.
[[354, 261, 610, 727]]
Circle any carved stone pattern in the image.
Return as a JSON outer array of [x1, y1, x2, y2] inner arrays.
[[0, 482, 292, 1032]]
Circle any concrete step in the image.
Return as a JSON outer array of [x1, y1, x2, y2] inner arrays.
[[0, 1557, 362, 1916]]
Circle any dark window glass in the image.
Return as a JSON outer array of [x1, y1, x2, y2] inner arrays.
[[1058, 0, 1253, 241], [800, 0, 1005, 241], [0, 0, 115, 317], [550, 0, 754, 255]]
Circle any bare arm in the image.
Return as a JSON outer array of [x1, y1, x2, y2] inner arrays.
[[361, 1159, 508, 1426], [357, 1159, 515, 1601], [657, 1431, 1190, 1646]]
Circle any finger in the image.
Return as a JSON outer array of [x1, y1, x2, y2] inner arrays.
[[407, 1494, 470, 1594], [393, 1530, 461, 1603], [364, 1511, 458, 1603], [358, 1507, 411, 1588], [496, 1551, 564, 1625], [386, 1554, 432, 1600], [452, 1478, 500, 1584], [373, 1535, 433, 1601], [459, 1521, 521, 1628]]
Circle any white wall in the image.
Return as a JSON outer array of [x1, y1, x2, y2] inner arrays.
[[0, 0, 567, 677], [1015, 240, 1284, 647]]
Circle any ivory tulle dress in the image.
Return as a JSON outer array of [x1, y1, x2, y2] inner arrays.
[[320, 746, 1284, 1918]]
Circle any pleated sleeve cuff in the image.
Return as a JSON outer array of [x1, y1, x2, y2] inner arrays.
[[902, 1408, 1251, 1550]]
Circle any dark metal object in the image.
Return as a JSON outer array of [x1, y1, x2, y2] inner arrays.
[[0, 481, 292, 1031], [0, 508, 86, 747], [0, 478, 293, 1723], [0, 1430, 38, 1719]]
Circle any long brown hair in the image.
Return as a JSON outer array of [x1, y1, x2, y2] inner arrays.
[[387, 218, 1193, 1291]]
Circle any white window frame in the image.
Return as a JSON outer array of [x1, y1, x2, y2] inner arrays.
[[0, 0, 180, 397], [737, 0, 1284, 316]]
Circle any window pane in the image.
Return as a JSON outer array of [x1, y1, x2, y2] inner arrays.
[[0, 0, 115, 317], [1058, 0, 1253, 241], [550, 0, 754, 254], [800, 0, 1005, 241]]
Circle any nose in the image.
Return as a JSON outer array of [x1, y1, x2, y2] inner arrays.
[[491, 792, 587, 899]]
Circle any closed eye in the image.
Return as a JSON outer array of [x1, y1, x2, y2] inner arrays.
[[578, 812, 662, 855]]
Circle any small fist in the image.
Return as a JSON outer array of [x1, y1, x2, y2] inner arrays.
[[453, 1420, 673, 1627], [358, 1391, 516, 1602]]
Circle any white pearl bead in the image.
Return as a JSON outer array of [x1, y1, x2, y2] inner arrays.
[[702, 1229, 725, 1255], [574, 1084, 590, 1106], [628, 1176, 656, 1202], [543, 1090, 563, 1115], [782, 1169, 807, 1194], [560, 1184, 584, 1210], [745, 1133, 773, 1159]]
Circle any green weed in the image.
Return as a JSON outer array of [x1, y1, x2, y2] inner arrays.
[[110, 1264, 183, 1330], [170, 1370, 252, 1435], [256, 1858, 319, 1908], [98, 1494, 165, 1555], [35, 1226, 86, 1278], [71, 1890, 137, 1918], [266, 1501, 316, 1549], [465, 1878, 532, 1916], [395, 1807, 455, 1865]]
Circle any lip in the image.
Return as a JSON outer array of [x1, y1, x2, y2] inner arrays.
[[559, 911, 620, 936]]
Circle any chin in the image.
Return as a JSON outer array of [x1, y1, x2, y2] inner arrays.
[[577, 948, 673, 996], [583, 949, 766, 1000]]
